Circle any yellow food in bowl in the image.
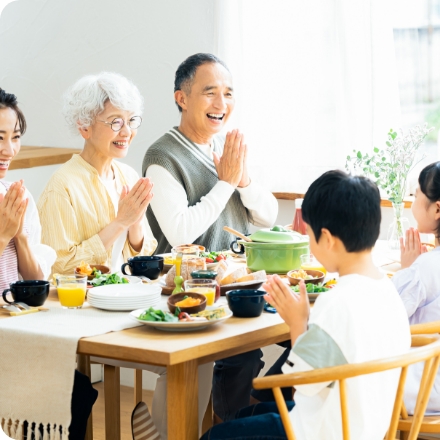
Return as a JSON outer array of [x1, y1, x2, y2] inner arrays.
[[175, 297, 202, 307], [76, 261, 93, 276], [289, 269, 317, 280]]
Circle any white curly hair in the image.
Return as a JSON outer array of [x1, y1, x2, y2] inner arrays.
[[63, 72, 143, 135]]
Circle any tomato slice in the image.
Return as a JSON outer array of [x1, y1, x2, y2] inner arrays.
[[205, 258, 214, 263]]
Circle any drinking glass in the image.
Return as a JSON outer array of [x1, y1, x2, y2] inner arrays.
[[56, 274, 87, 309], [300, 254, 327, 275], [184, 279, 217, 306]]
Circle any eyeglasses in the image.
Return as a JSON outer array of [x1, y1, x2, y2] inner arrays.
[[98, 116, 142, 132]]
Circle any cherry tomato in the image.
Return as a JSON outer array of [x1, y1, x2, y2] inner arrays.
[[216, 255, 225, 261], [178, 312, 190, 320], [205, 258, 214, 263]]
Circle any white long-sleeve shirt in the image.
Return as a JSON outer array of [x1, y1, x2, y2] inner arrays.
[[392, 247, 440, 414], [146, 142, 278, 247]]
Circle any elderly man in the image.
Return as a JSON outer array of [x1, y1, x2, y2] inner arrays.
[[142, 53, 277, 253], [142, 53, 284, 423]]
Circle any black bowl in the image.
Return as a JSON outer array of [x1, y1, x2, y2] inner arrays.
[[226, 289, 266, 318]]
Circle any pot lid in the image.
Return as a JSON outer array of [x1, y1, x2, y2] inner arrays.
[[249, 227, 309, 244]]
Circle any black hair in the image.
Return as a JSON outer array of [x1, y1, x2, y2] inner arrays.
[[419, 161, 440, 238], [0, 88, 27, 134], [174, 53, 229, 112], [302, 170, 381, 252]]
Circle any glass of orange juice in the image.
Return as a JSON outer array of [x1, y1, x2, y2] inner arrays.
[[184, 279, 216, 306], [300, 254, 327, 276], [56, 274, 87, 309]]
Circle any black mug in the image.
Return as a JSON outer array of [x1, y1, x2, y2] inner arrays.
[[121, 256, 164, 280], [2, 280, 50, 307]]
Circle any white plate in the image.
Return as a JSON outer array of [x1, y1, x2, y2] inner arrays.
[[88, 298, 160, 311], [88, 299, 160, 307], [88, 283, 161, 299], [130, 308, 232, 331], [88, 275, 142, 286]]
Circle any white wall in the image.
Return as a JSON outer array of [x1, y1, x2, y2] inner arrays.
[[0, 0, 216, 182]]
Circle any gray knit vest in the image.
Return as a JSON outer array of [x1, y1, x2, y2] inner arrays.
[[142, 127, 250, 254]]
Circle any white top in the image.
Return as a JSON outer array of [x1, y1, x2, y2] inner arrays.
[[146, 141, 278, 247], [98, 176, 127, 273], [0, 181, 56, 280], [392, 247, 440, 414], [283, 274, 410, 440]]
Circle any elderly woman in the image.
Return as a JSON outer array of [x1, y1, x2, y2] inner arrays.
[[38, 72, 157, 274], [0, 88, 56, 290], [38, 73, 212, 439]]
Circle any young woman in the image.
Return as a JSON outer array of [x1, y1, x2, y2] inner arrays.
[[0, 88, 56, 290], [392, 161, 440, 415]]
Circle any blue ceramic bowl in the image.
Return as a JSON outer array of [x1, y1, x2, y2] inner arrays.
[[226, 289, 266, 318]]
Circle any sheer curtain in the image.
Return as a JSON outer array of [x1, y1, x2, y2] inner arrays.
[[214, 0, 402, 192]]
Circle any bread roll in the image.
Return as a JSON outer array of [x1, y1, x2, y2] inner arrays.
[[215, 260, 229, 284], [236, 270, 267, 284], [219, 266, 248, 286], [165, 257, 206, 287]]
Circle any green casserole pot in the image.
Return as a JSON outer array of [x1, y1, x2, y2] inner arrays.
[[230, 228, 310, 274]]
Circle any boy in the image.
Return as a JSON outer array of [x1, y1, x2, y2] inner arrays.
[[200, 170, 410, 440]]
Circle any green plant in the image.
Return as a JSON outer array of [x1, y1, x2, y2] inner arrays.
[[345, 124, 432, 204]]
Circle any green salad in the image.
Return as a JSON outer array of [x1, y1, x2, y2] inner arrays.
[[291, 283, 330, 293], [91, 271, 129, 287], [138, 307, 179, 322]]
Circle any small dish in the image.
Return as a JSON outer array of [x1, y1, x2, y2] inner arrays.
[[167, 292, 207, 315], [75, 264, 110, 281], [287, 269, 325, 286]]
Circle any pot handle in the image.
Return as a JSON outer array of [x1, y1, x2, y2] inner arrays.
[[230, 239, 245, 255]]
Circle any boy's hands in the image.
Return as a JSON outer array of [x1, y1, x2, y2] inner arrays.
[[400, 228, 427, 269], [264, 275, 309, 340]]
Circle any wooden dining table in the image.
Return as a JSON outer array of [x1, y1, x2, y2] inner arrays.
[[1, 240, 403, 440], [77, 297, 290, 440]]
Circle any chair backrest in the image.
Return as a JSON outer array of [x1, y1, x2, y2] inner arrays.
[[253, 335, 440, 440], [410, 320, 440, 335]]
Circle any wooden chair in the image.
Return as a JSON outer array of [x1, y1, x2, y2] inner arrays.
[[253, 334, 440, 440], [397, 322, 440, 440]]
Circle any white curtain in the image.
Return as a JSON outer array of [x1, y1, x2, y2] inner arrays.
[[214, 0, 401, 192]]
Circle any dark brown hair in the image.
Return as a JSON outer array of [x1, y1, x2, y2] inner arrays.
[[419, 161, 440, 238], [0, 88, 27, 134]]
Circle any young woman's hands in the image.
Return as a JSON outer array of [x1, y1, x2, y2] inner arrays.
[[264, 275, 309, 342], [400, 227, 427, 269], [0, 181, 27, 242]]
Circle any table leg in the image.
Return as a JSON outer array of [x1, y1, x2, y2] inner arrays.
[[77, 354, 93, 440], [104, 365, 121, 440], [134, 369, 143, 406], [167, 360, 199, 440]]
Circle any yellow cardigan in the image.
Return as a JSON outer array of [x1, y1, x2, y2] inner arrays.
[[37, 154, 157, 275]]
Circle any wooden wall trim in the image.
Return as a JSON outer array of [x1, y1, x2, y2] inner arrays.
[[10, 146, 82, 170], [273, 192, 413, 209]]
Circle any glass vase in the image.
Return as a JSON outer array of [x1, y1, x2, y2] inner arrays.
[[387, 202, 410, 250]]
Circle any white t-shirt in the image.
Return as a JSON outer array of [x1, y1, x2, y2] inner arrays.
[[98, 176, 127, 273], [283, 274, 411, 440]]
